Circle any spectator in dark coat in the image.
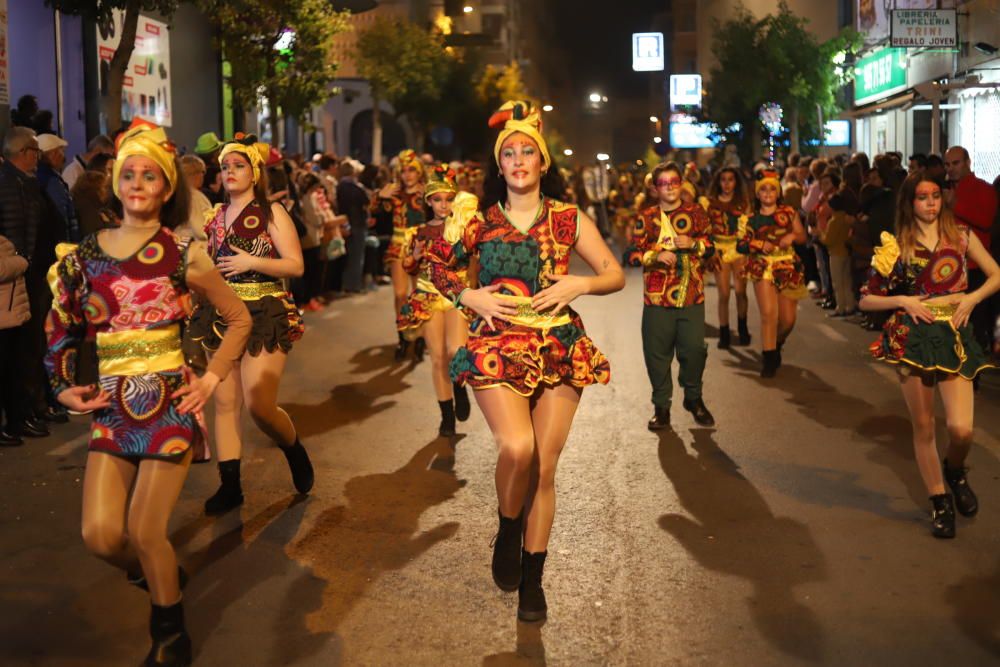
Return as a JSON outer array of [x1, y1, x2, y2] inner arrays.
[[337, 161, 371, 293]]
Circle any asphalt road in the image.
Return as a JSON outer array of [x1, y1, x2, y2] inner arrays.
[[3, 260, 1000, 666]]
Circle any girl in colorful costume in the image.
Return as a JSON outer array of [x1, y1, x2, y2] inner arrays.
[[397, 165, 475, 436], [706, 167, 752, 348], [738, 169, 808, 377], [45, 119, 251, 666], [859, 174, 999, 538], [428, 101, 625, 621], [188, 134, 314, 515], [372, 149, 427, 361]]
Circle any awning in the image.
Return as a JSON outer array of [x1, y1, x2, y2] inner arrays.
[[842, 92, 916, 118]]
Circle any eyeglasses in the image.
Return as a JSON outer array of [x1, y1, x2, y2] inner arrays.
[[22, 147, 41, 155], [656, 178, 681, 188]]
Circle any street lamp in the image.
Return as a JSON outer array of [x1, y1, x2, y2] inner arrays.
[[649, 115, 659, 123], [589, 92, 602, 103], [653, 137, 662, 143], [596, 152, 610, 161], [563, 148, 573, 156], [463, 5, 474, 13], [543, 104, 554, 112]]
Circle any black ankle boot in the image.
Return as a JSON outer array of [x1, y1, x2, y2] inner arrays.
[[737, 318, 751, 346], [930, 493, 956, 539], [128, 566, 188, 592], [943, 459, 978, 517], [280, 438, 314, 495], [204, 459, 244, 515], [717, 325, 731, 349], [453, 382, 471, 422], [491, 509, 523, 591], [438, 399, 456, 437], [647, 405, 670, 431], [760, 350, 779, 378], [145, 600, 191, 666], [394, 333, 410, 361], [517, 550, 547, 622], [413, 336, 426, 361]]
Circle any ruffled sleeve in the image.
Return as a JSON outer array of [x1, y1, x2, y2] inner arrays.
[[861, 232, 902, 297], [44, 244, 85, 396]]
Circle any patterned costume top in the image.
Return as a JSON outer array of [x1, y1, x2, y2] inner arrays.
[[861, 228, 993, 379], [738, 205, 807, 298], [706, 197, 748, 268], [629, 203, 714, 308], [861, 229, 969, 299], [45, 228, 249, 459], [205, 202, 278, 285], [372, 189, 425, 262], [397, 223, 458, 334], [191, 201, 304, 355], [428, 198, 610, 396]]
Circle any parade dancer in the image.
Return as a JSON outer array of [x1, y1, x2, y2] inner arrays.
[[372, 149, 427, 361], [397, 165, 475, 436], [859, 174, 999, 538], [630, 162, 716, 431], [738, 169, 808, 377], [188, 134, 314, 515], [428, 101, 624, 622], [706, 167, 752, 348], [45, 120, 251, 666]]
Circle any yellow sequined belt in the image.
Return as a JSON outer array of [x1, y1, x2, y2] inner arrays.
[[713, 236, 742, 263], [391, 228, 408, 245], [927, 302, 957, 321], [495, 294, 571, 329], [97, 326, 184, 376], [229, 281, 286, 301]]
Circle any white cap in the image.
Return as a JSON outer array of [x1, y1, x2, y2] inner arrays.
[[37, 134, 68, 153]]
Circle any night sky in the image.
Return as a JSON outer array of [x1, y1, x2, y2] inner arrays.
[[538, 0, 668, 99]]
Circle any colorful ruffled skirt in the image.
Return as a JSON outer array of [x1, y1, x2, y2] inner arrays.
[[870, 308, 995, 379], [188, 284, 304, 356], [449, 307, 610, 396], [397, 289, 456, 339], [746, 251, 807, 299]]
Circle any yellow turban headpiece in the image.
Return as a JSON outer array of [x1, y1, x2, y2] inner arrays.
[[489, 100, 551, 170], [425, 164, 458, 201], [397, 149, 425, 177], [218, 133, 270, 185], [112, 118, 178, 200], [754, 169, 781, 194], [680, 180, 698, 199]]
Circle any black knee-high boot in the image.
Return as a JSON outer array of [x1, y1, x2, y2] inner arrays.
[[438, 399, 456, 437], [517, 550, 548, 622], [145, 600, 191, 666], [279, 438, 314, 495], [204, 459, 243, 515], [453, 382, 471, 422]]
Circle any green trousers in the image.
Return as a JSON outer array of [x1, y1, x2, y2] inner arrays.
[[641, 303, 707, 408]]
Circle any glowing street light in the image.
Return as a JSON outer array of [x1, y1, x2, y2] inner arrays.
[[563, 148, 574, 156], [589, 92, 602, 103], [653, 136, 662, 143], [542, 104, 554, 112], [649, 115, 659, 123], [596, 152, 610, 161], [463, 5, 474, 13]]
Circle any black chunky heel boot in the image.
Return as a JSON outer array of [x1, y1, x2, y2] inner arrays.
[[491, 509, 523, 591], [453, 382, 471, 422], [145, 600, 192, 666], [438, 399, 456, 437], [737, 317, 751, 346], [717, 325, 731, 349], [943, 459, 978, 517], [930, 493, 956, 539], [204, 459, 244, 515], [280, 438, 314, 495], [517, 550, 547, 622], [394, 333, 410, 361]]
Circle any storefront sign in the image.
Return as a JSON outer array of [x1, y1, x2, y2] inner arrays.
[[854, 48, 907, 106], [890, 9, 957, 48], [632, 32, 664, 72], [669, 74, 702, 111], [97, 11, 172, 126], [0, 0, 9, 106]]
